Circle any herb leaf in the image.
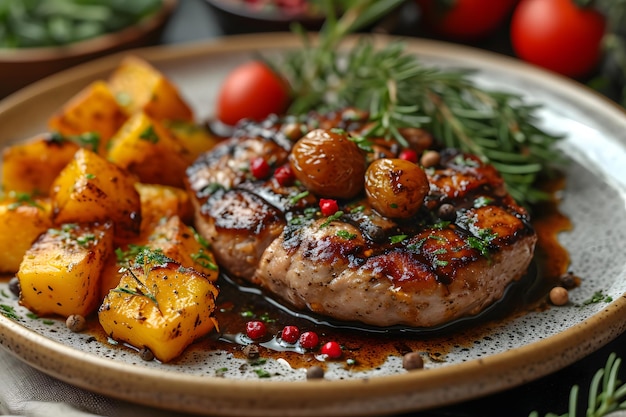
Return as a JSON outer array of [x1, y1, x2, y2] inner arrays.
[[271, 0, 565, 206]]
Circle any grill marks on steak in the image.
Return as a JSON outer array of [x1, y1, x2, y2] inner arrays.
[[185, 116, 537, 328]]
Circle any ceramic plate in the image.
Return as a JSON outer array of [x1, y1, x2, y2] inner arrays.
[[1, 34, 626, 417]]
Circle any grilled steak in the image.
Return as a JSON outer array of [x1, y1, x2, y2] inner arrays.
[[186, 110, 537, 328]]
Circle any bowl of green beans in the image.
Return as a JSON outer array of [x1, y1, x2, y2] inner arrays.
[[0, 0, 177, 98]]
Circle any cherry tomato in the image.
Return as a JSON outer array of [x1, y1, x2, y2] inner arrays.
[[510, 0, 606, 78], [417, 0, 518, 40], [216, 60, 290, 126]]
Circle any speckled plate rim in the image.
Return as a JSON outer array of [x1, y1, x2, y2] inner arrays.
[[1, 33, 626, 417]]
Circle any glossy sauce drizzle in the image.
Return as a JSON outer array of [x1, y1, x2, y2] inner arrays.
[[178, 184, 574, 371], [0, 183, 573, 373]]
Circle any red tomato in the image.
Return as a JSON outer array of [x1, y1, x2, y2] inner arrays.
[[216, 60, 290, 126], [510, 0, 606, 78], [417, 0, 518, 40]]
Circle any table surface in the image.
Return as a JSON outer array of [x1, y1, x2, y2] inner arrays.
[[5, 1, 626, 416]]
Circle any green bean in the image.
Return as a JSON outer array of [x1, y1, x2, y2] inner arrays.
[[0, 0, 163, 48]]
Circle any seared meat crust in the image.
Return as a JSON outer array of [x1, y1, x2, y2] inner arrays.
[[186, 113, 537, 328]]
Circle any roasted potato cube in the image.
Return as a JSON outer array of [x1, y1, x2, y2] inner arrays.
[[99, 250, 218, 362], [164, 120, 221, 162], [100, 215, 217, 297], [48, 80, 128, 154], [107, 112, 192, 187], [18, 222, 114, 317], [135, 183, 193, 233], [99, 251, 125, 300], [146, 216, 218, 279], [0, 196, 52, 274], [2, 133, 79, 195], [108, 56, 193, 122], [50, 148, 141, 239]]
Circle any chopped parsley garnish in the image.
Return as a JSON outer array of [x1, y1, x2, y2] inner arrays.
[[191, 249, 218, 271], [336, 230, 357, 240], [320, 210, 344, 228], [473, 196, 494, 208], [50, 131, 101, 152], [0, 304, 20, 320], [349, 204, 365, 213], [115, 244, 149, 264], [74, 132, 101, 152], [581, 290, 613, 306], [76, 234, 96, 247], [434, 259, 449, 267], [289, 190, 309, 204], [139, 125, 159, 143], [467, 228, 497, 258], [348, 134, 373, 152], [7, 192, 44, 211], [200, 182, 225, 196], [407, 237, 427, 252], [432, 220, 451, 230], [254, 369, 272, 378], [49, 224, 96, 247], [389, 234, 408, 244]]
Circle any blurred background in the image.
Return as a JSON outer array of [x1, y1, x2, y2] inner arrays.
[[1, 1, 626, 416], [1, 0, 625, 105]]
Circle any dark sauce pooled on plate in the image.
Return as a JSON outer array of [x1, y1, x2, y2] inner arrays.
[[182, 187, 574, 371], [0, 187, 572, 372]]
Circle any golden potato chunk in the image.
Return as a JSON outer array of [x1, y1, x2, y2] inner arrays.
[[107, 112, 193, 187], [0, 196, 52, 274], [47, 80, 128, 155], [100, 216, 218, 297], [50, 148, 141, 239], [108, 56, 194, 122], [146, 216, 218, 279], [164, 120, 221, 163], [2, 134, 79, 195], [99, 249, 218, 362], [135, 183, 193, 233], [18, 222, 114, 317]]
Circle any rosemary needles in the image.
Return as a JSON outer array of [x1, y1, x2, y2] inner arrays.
[[530, 352, 626, 417], [271, 0, 565, 206]]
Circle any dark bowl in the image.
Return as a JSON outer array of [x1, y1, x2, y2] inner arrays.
[[0, 0, 178, 98], [203, 0, 326, 34]]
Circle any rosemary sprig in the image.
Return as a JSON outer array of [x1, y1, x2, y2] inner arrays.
[[272, 0, 565, 206], [530, 352, 626, 417], [113, 249, 174, 309]]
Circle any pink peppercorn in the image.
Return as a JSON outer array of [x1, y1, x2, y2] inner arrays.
[[319, 199, 339, 216], [299, 331, 319, 349], [250, 157, 270, 179], [245, 320, 267, 339], [399, 149, 418, 163], [280, 325, 300, 344], [320, 341, 342, 359], [274, 164, 295, 186]]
